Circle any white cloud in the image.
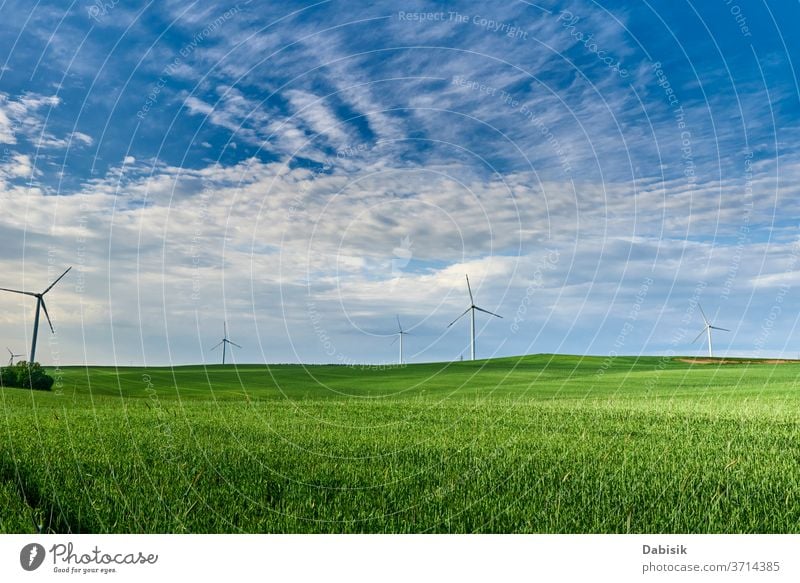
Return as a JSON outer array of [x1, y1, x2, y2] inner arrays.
[[0, 92, 92, 151], [284, 89, 351, 146], [0, 150, 798, 364], [71, 131, 94, 146], [4, 153, 37, 178], [184, 95, 214, 117], [0, 107, 15, 143]]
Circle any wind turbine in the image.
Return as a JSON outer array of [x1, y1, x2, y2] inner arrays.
[[390, 315, 409, 365], [447, 274, 502, 361], [211, 321, 241, 365], [6, 348, 23, 366], [0, 267, 71, 364], [693, 304, 729, 358]]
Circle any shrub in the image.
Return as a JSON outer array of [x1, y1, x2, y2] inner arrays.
[[0, 366, 15, 388], [0, 362, 54, 391]]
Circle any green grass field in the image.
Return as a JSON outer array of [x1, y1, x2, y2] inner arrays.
[[1, 354, 799, 533]]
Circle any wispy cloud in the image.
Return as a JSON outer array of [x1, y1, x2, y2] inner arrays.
[[0, 92, 93, 158]]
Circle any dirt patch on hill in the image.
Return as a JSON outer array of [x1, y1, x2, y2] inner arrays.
[[677, 358, 796, 365]]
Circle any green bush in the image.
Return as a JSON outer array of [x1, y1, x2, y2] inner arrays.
[[0, 362, 53, 391], [0, 366, 15, 388]]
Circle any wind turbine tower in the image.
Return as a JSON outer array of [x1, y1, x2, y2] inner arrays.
[[0, 267, 71, 364], [211, 321, 241, 365], [447, 274, 502, 361], [391, 315, 409, 365], [6, 348, 23, 366], [693, 304, 730, 358]]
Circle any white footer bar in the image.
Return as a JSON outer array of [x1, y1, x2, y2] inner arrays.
[[1, 534, 796, 582]]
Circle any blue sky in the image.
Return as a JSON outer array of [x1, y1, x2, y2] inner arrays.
[[0, 0, 799, 365]]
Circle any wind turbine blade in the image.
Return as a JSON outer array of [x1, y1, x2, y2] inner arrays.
[[710, 326, 730, 332], [42, 267, 72, 294], [474, 306, 503, 318], [692, 328, 706, 344], [396, 315, 402, 333], [465, 274, 474, 304], [39, 298, 55, 333], [210, 341, 223, 351], [0, 287, 37, 297], [390, 336, 398, 346], [6, 348, 11, 356], [447, 307, 471, 328], [224, 321, 227, 339], [229, 341, 242, 349], [697, 303, 709, 325]]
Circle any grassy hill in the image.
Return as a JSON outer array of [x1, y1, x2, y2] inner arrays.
[[42, 353, 800, 402], [2, 354, 799, 533]]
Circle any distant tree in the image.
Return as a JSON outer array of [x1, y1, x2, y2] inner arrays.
[[0, 361, 54, 391], [0, 365, 15, 388]]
